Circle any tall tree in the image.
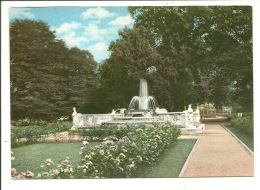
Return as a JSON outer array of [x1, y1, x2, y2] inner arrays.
[[10, 19, 97, 120], [129, 6, 253, 111], [105, 26, 189, 111], [66, 47, 97, 114], [108, 26, 161, 79]]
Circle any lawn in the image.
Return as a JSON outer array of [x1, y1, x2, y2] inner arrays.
[[143, 139, 197, 178], [12, 139, 197, 178], [12, 142, 100, 175], [225, 125, 254, 152]]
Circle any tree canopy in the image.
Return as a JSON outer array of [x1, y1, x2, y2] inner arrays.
[[10, 19, 97, 120], [128, 6, 253, 111]]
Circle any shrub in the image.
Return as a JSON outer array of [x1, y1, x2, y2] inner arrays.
[[72, 125, 134, 140], [231, 116, 254, 137], [11, 122, 72, 148], [77, 123, 181, 178]]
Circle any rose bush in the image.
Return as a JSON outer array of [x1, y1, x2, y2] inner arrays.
[[77, 123, 181, 178]]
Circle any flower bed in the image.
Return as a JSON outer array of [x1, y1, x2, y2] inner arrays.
[[11, 123, 181, 179], [77, 124, 180, 178], [11, 122, 72, 148]]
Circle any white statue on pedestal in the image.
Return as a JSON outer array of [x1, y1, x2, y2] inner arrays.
[[72, 107, 78, 129], [194, 106, 201, 124], [187, 104, 194, 125], [188, 104, 193, 113]]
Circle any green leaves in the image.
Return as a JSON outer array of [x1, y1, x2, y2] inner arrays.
[[129, 6, 253, 111], [10, 19, 97, 120], [108, 26, 160, 79], [11, 122, 72, 148], [79, 124, 181, 178], [231, 115, 254, 137]]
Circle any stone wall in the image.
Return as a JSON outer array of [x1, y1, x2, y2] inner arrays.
[[72, 110, 201, 129]]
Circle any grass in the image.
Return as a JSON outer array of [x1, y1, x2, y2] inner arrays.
[[225, 125, 254, 152], [143, 139, 197, 178], [12, 142, 100, 174]]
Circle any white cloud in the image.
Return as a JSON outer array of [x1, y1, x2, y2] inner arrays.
[[108, 15, 134, 26], [84, 23, 108, 41], [55, 21, 81, 34], [61, 32, 88, 48], [87, 42, 110, 62], [9, 8, 35, 19], [23, 11, 35, 19], [81, 7, 115, 19]]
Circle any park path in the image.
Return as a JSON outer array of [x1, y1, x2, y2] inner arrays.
[[180, 124, 254, 177]]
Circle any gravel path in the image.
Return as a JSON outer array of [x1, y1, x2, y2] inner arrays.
[[181, 124, 254, 177]]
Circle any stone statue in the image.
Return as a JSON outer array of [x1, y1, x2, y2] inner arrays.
[[72, 107, 78, 129], [111, 109, 116, 114], [187, 104, 194, 125], [188, 104, 193, 113]]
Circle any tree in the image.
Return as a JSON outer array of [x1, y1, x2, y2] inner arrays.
[[66, 47, 97, 114], [108, 26, 161, 79], [10, 19, 97, 120], [129, 6, 253, 111], [81, 59, 139, 114], [81, 26, 159, 114]]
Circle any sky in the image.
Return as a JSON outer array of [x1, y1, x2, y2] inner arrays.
[[9, 6, 134, 63]]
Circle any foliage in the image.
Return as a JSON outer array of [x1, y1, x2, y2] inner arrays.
[[11, 122, 71, 148], [12, 124, 181, 179], [199, 103, 215, 109], [77, 124, 181, 178], [10, 19, 97, 120], [80, 60, 139, 114], [231, 115, 254, 137], [83, 25, 190, 113], [11, 156, 76, 179], [128, 6, 253, 110], [108, 26, 161, 79], [10, 7, 252, 119], [71, 125, 135, 140]]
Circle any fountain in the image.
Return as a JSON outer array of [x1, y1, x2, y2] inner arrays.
[[71, 78, 205, 134], [126, 78, 158, 116]]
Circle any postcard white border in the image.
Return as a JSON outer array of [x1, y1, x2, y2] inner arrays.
[[2, 1, 260, 190]]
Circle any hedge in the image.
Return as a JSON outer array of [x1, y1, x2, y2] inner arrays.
[[231, 116, 254, 137]]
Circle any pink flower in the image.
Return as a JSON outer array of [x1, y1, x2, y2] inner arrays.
[[61, 159, 69, 166], [64, 169, 69, 173], [25, 171, 34, 178], [11, 168, 17, 177], [53, 169, 60, 176], [45, 159, 54, 166], [77, 166, 83, 170], [12, 174, 26, 180]]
